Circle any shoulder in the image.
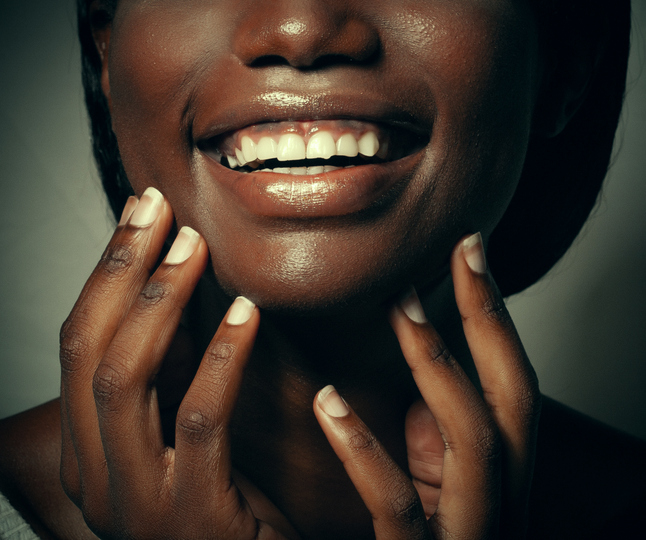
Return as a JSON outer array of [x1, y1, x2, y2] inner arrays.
[[0, 400, 97, 540], [528, 396, 646, 539]]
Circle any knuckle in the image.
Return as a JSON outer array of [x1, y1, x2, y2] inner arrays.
[[204, 341, 237, 365], [137, 280, 172, 309], [176, 401, 222, 446], [92, 360, 133, 412], [427, 341, 454, 366], [59, 318, 97, 376], [514, 373, 543, 431], [100, 242, 135, 276], [388, 485, 427, 535], [480, 295, 513, 330], [472, 417, 502, 465], [347, 428, 380, 456]]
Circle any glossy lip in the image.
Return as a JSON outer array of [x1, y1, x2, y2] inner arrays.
[[201, 150, 425, 217], [193, 92, 433, 218], [192, 91, 432, 144]]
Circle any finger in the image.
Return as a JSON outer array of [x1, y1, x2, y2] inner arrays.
[[314, 386, 430, 540], [405, 400, 443, 519], [59, 188, 172, 510], [389, 288, 501, 538], [91, 227, 207, 509], [173, 297, 259, 522], [451, 233, 541, 531]]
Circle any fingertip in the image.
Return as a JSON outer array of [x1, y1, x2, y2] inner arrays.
[[461, 232, 487, 275], [226, 296, 257, 326], [164, 226, 202, 265], [118, 196, 139, 227], [316, 385, 350, 418]]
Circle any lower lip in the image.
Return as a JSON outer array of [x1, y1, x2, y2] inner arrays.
[[202, 153, 423, 218]]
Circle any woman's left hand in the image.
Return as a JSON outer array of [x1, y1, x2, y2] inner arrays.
[[314, 233, 541, 539]]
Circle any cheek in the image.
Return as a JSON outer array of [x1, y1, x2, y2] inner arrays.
[[107, 3, 234, 194], [405, 1, 539, 235]]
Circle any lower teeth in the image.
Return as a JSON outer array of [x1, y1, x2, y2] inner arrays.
[[255, 165, 349, 175]]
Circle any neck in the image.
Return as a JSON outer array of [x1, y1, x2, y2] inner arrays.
[[181, 272, 473, 538]]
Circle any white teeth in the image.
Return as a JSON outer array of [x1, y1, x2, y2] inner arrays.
[[358, 132, 379, 157], [241, 136, 257, 163], [306, 131, 336, 159], [227, 129, 384, 168], [259, 165, 340, 175], [336, 133, 359, 157], [235, 147, 245, 165], [277, 133, 306, 161], [256, 136, 278, 160]]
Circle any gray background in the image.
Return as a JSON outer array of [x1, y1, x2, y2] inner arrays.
[[1, 0, 645, 440]]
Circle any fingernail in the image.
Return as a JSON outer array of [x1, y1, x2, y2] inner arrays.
[[226, 296, 255, 325], [462, 232, 487, 274], [118, 196, 139, 226], [398, 286, 427, 324], [318, 385, 349, 418], [129, 187, 164, 227], [164, 226, 201, 265]]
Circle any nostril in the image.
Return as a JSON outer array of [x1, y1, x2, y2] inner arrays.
[[249, 55, 292, 68], [233, 7, 381, 71]]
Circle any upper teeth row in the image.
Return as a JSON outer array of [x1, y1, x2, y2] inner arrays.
[[227, 131, 383, 168]]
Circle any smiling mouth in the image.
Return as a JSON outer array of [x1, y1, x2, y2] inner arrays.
[[198, 119, 428, 175]]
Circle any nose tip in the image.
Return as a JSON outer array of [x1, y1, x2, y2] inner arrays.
[[233, 4, 380, 69]]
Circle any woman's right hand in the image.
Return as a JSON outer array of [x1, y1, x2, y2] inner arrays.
[[59, 188, 298, 540]]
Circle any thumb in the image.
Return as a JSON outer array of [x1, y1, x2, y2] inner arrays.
[[405, 399, 445, 519]]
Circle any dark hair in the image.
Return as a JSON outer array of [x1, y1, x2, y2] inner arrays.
[[77, 0, 631, 297]]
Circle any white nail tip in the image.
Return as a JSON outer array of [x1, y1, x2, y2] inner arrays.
[[165, 226, 200, 265], [227, 296, 256, 325], [399, 286, 427, 324], [318, 385, 350, 418], [462, 232, 487, 274]]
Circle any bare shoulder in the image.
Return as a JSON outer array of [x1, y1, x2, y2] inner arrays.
[[0, 399, 97, 540], [528, 396, 646, 539]]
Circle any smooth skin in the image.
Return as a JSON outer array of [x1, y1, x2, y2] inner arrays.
[[59, 190, 539, 539], [1, 192, 645, 539], [1, 0, 646, 538]]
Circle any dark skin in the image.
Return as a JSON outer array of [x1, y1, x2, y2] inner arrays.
[[1, 0, 645, 538]]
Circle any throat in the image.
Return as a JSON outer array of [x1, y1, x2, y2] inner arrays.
[[227, 311, 419, 539]]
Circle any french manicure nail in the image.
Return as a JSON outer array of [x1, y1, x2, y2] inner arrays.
[[118, 196, 139, 226], [318, 385, 349, 418], [129, 187, 164, 227], [462, 232, 487, 274], [164, 226, 200, 265], [226, 296, 255, 325], [399, 286, 427, 324]]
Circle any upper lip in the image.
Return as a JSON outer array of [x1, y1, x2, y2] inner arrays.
[[191, 90, 433, 146]]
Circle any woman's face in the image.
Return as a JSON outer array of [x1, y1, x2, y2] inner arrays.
[[104, 0, 540, 311]]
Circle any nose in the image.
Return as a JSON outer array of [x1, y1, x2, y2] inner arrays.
[[233, 0, 380, 69]]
